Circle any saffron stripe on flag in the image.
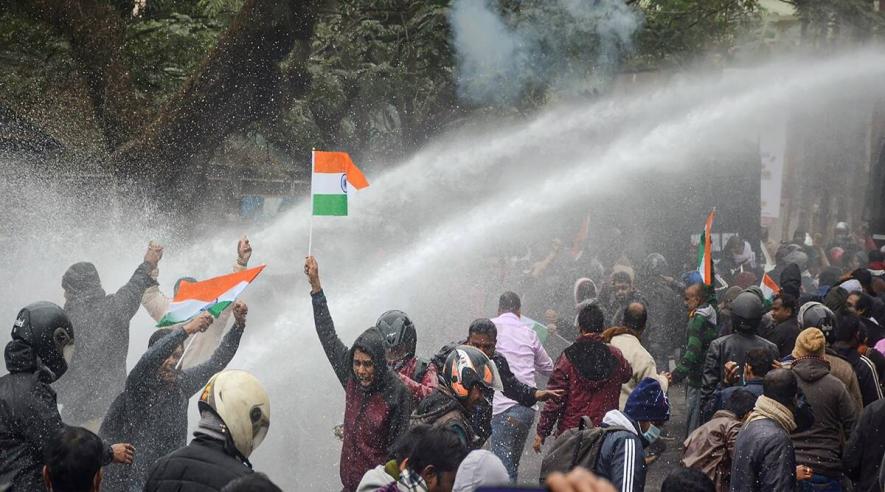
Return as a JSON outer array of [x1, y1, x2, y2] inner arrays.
[[313, 194, 348, 216]]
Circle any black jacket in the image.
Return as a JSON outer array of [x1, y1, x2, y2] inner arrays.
[[701, 332, 779, 416], [100, 326, 243, 491], [832, 347, 883, 407], [54, 261, 156, 425], [844, 398, 885, 492], [730, 417, 796, 492], [762, 317, 801, 359], [312, 290, 411, 491], [0, 340, 111, 490], [411, 386, 485, 450], [144, 435, 252, 492]]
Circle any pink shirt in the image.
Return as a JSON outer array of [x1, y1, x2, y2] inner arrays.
[[492, 312, 554, 415]]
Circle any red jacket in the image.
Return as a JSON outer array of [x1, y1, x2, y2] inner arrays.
[[396, 356, 438, 403], [537, 333, 631, 438]]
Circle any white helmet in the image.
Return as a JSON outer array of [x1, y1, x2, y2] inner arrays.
[[198, 370, 270, 459]]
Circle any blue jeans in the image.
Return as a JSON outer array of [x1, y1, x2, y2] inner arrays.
[[490, 405, 535, 482], [798, 474, 842, 492]]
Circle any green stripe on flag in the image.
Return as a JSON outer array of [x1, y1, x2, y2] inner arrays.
[[313, 194, 347, 216], [207, 301, 232, 317]]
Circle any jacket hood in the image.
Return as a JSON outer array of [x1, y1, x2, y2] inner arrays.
[[411, 386, 470, 424], [62, 262, 106, 300], [349, 327, 390, 392], [780, 263, 802, 298], [601, 409, 639, 436], [564, 333, 619, 382], [4, 339, 54, 383], [452, 450, 509, 492], [574, 278, 597, 305], [792, 357, 830, 383]]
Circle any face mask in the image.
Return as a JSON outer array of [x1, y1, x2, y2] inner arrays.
[[642, 424, 661, 444], [63, 343, 75, 365]]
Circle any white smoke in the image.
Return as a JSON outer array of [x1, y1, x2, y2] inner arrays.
[[450, 0, 642, 105]]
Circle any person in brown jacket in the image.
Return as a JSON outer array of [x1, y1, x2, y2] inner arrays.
[[790, 327, 859, 490], [682, 389, 757, 492]]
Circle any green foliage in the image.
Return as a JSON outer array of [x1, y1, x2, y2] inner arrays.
[[785, 0, 884, 43], [123, 13, 224, 107], [635, 0, 762, 67]]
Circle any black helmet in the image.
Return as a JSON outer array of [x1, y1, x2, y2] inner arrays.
[[642, 253, 669, 278], [731, 291, 763, 334], [12, 302, 75, 381], [798, 302, 837, 343], [375, 310, 416, 360], [442, 345, 502, 400]]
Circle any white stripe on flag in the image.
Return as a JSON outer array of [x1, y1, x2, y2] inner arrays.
[[311, 172, 347, 195]]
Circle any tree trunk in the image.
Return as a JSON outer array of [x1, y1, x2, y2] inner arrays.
[[111, 0, 320, 211]]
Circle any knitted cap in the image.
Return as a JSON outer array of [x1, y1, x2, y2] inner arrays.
[[624, 377, 670, 423], [792, 327, 826, 359]]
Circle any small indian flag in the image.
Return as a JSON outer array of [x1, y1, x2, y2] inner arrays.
[[760, 272, 780, 306], [522, 316, 549, 343], [156, 265, 266, 327], [697, 210, 716, 286], [312, 150, 369, 216]]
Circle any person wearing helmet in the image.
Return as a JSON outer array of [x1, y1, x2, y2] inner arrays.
[[55, 242, 162, 430], [700, 291, 779, 420], [376, 310, 438, 403], [411, 345, 502, 451], [305, 256, 411, 492], [0, 302, 134, 491], [144, 370, 271, 492], [100, 304, 247, 491], [794, 302, 864, 414]]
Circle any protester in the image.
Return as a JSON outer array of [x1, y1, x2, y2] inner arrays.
[[661, 468, 715, 492], [305, 256, 411, 491], [544, 468, 617, 492], [534, 303, 631, 448], [797, 302, 864, 413], [602, 302, 669, 409], [682, 389, 756, 491], [42, 426, 106, 492], [357, 424, 432, 491], [637, 253, 684, 369], [671, 282, 719, 436], [489, 291, 554, 481], [451, 450, 509, 492], [376, 310, 438, 403], [830, 313, 882, 407], [844, 397, 885, 492], [411, 345, 501, 450], [0, 302, 133, 491], [708, 348, 771, 414], [847, 291, 885, 345], [144, 370, 271, 492], [55, 242, 162, 429], [765, 292, 801, 358], [592, 378, 671, 492], [730, 369, 800, 492], [363, 425, 468, 492], [790, 327, 858, 490], [718, 235, 758, 286], [717, 286, 743, 337], [141, 237, 252, 369], [700, 291, 778, 417], [101, 305, 247, 491], [601, 271, 647, 328]]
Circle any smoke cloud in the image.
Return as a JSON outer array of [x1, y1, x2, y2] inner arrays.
[[450, 0, 642, 105]]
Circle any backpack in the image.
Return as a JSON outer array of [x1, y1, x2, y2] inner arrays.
[[430, 341, 461, 374], [539, 416, 626, 483], [413, 358, 431, 383]]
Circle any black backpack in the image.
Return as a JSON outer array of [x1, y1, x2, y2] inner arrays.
[[539, 416, 626, 483]]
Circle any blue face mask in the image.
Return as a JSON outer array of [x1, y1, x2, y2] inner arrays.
[[642, 424, 661, 444]]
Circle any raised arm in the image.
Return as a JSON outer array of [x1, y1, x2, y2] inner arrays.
[[111, 242, 162, 322], [306, 256, 351, 387], [181, 302, 247, 396]]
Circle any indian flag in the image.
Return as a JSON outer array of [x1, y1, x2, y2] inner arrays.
[[697, 209, 716, 286], [760, 272, 780, 307], [156, 265, 266, 327], [312, 150, 369, 216], [522, 316, 549, 343]]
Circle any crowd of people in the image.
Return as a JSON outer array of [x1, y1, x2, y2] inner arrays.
[[1, 219, 885, 492]]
